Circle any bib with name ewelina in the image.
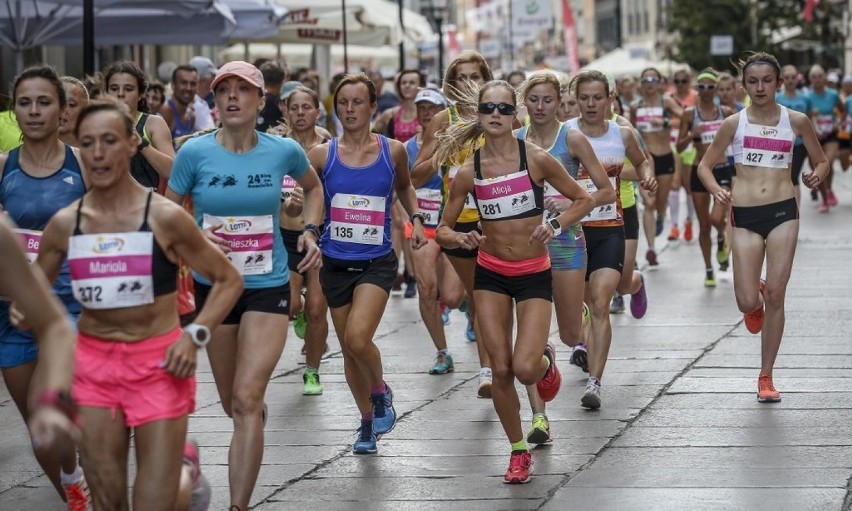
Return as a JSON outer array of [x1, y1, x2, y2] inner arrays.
[[68, 232, 154, 309], [329, 194, 387, 245]]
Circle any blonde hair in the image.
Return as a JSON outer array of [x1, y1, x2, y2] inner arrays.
[[432, 80, 514, 169], [517, 70, 562, 102], [443, 50, 493, 102]]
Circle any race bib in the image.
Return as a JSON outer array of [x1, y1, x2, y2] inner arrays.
[[701, 120, 723, 145], [636, 107, 664, 133], [14, 229, 41, 264], [203, 214, 274, 275], [68, 232, 154, 309], [329, 194, 386, 245], [816, 114, 834, 135], [742, 124, 794, 169], [281, 175, 297, 201], [473, 171, 536, 220], [579, 177, 618, 223], [415, 188, 442, 227], [447, 164, 477, 211]]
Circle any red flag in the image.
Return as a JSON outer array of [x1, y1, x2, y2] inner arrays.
[[562, 0, 580, 72], [803, 0, 820, 22]]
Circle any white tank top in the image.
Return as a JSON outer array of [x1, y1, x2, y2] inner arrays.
[[731, 106, 795, 169]]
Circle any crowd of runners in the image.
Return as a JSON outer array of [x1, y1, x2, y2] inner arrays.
[[0, 48, 838, 508]]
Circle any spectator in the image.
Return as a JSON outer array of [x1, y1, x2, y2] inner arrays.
[[256, 61, 288, 132]]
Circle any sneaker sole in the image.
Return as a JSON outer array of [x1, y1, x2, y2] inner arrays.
[[571, 350, 589, 373], [527, 428, 551, 445], [477, 383, 493, 399], [503, 464, 534, 484], [581, 393, 601, 409], [428, 366, 455, 375], [757, 395, 781, 403], [353, 446, 377, 454], [302, 387, 323, 396]]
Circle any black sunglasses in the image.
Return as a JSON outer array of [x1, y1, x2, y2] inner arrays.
[[673, 79, 689, 85], [478, 102, 517, 115], [696, 84, 716, 91], [641, 77, 659, 84]]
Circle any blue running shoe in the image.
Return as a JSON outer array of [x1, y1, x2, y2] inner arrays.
[[370, 383, 396, 435], [655, 216, 664, 236], [353, 420, 377, 454], [465, 311, 476, 342], [440, 301, 450, 325]]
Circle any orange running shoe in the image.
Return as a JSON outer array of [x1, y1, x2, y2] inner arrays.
[[683, 221, 693, 242], [536, 344, 562, 402], [757, 374, 781, 403], [503, 450, 533, 484], [744, 280, 765, 334], [667, 225, 680, 241]]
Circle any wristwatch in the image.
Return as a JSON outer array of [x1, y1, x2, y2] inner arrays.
[[410, 213, 426, 224], [548, 218, 562, 236], [183, 323, 211, 348], [303, 223, 322, 240]]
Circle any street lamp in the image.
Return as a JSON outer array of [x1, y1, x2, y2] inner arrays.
[[421, 0, 448, 82]]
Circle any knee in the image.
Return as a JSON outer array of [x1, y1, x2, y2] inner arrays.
[[305, 303, 327, 324], [558, 324, 582, 346], [513, 359, 540, 386], [588, 296, 610, 318], [490, 361, 514, 383], [736, 295, 760, 314], [416, 279, 438, 300], [763, 284, 785, 311], [342, 332, 373, 358], [231, 389, 264, 418]]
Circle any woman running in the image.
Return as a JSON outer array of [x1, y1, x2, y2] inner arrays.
[[570, 70, 656, 409], [104, 60, 175, 192], [676, 68, 736, 288], [776, 65, 812, 205], [411, 51, 494, 397], [277, 84, 331, 395], [697, 52, 827, 403], [31, 99, 242, 510], [0, 66, 90, 509], [167, 61, 324, 511], [434, 79, 594, 483], [632, 67, 682, 266], [514, 71, 612, 444], [406, 87, 466, 374], [58, 76, 88, 148], [805, 65, 845, 213], [306, 73, 427, 454]]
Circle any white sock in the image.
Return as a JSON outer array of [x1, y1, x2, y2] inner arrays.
[[60, 464, 83, 485], [480, 367, 492, 376], [686, 195, 695, 222], [668, 190, 680, 226]]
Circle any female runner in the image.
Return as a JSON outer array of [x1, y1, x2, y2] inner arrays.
[[676, 68, 736, 287], [306, 73, 427, 454], [435, 79, 595, 483], [697, 52, 828, 403], [31, 100, 242, 509], [167, 61, 324, 510], [58, 76, 88, 148]]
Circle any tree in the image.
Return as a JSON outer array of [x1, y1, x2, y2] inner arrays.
[[667, 0, 807, 73]]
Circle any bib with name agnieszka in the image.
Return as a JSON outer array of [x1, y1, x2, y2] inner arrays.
[[742, 124, 794, 169], [473, 170, 536, 220], [68, 232, 154, 309], [203, 214, 274, 275], [329, 194, 387, 245]]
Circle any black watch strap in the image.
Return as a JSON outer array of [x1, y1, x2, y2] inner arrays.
[[303, 224, 322, 239], [411, 213, 425, 224]]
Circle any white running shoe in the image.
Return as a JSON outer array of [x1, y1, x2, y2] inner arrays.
[[581, 378, 601, 409]]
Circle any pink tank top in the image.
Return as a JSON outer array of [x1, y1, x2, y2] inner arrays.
[[392, 107, 420, 142]]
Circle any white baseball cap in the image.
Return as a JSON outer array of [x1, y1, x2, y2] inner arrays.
[[414, 88, 447, 106]]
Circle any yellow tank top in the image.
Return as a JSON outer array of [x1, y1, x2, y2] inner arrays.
[[440, 106, 481, 224]]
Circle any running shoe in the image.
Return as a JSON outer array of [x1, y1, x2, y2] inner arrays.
[[581, 378, 602, 409], [704, 271, 717, 288], [370, 383, 396, 435], [302, 370, 323, 395], [610, 293, 625, 314], [392, 273, 404, 291], [440, 300, 450, 325], [458, 296, 468, 313], [503, 450, 533, 484], [63, 473, 92, 511], [465, 311, 476, 342], [630, 272, 648, 319], [404, 276, 417, 298], [292, 310, 307, 340], [744, 279, 766, 334], [716, 238, 730, 269], [655, 216, 664, 236], [757, 374, 781, 403], [536, 344, 561, 402], [582, 302, 591, 329], [526, 413, 551, 445], [828, 189, 838, 206], [819, 201, 829, 213], [646, 249, 658, 266], [570, 342, 589, 373], [428, 352, 454, 374], [683, 221, 694, 242], [183, 440, 212, 511], [477, 370, 493, 399], [353, 420, 378, 454], [811, 187, 818, 201], [667, 225, 679, 241]]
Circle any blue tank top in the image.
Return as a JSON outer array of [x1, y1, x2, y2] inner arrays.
[[321, 136, 395, 260], [405, 137, 442, 190], [0, 145, 85, 308], [168, 98, 194, 138]]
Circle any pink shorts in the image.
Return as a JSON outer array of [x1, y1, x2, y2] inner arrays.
[[72, 327, 196, 427]]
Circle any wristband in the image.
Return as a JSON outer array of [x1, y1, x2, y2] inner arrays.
[[410, 213, 426, 225], [303, 224, 322, 240], [37, 389, 81, 426]]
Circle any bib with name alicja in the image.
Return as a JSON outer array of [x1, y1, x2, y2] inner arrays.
[[742, 124, 794, 168], [203, 214, 274, 275], [68, 232, 154, 309], [329, 194, 387, 245], [474, 171, 536, 221]]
